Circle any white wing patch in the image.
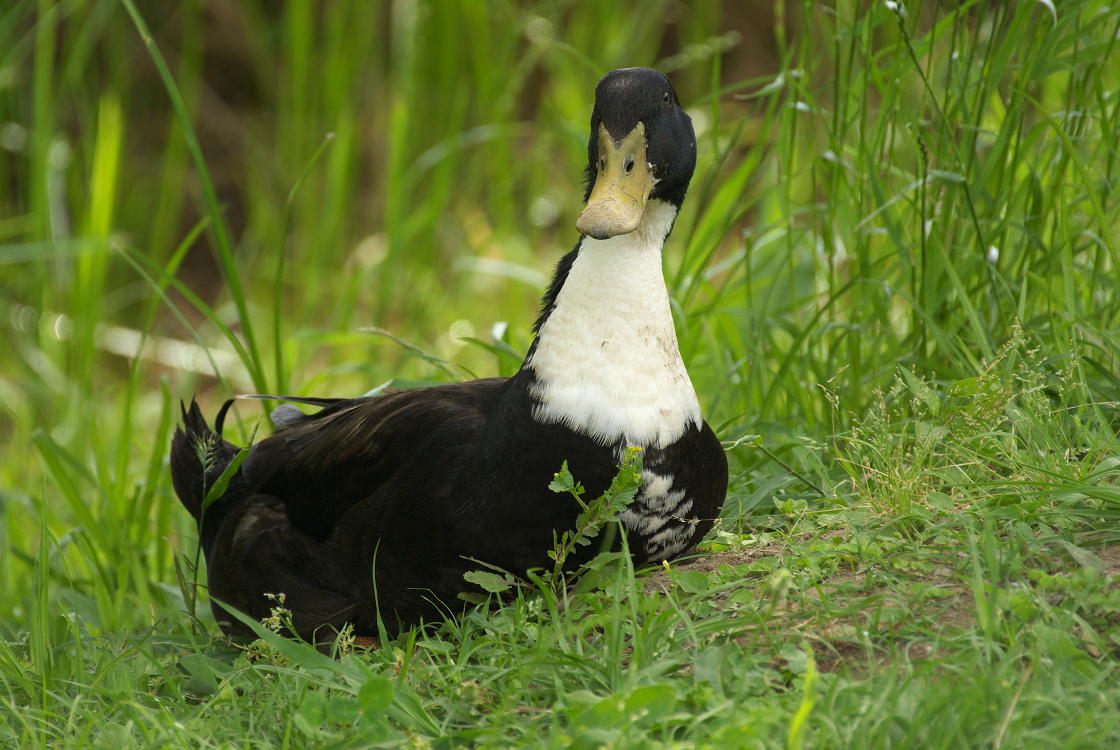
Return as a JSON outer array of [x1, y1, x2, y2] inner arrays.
[[619, 467, 695, 563]]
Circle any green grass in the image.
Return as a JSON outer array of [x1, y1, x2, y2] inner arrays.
[[2, 0, 1120, 747]]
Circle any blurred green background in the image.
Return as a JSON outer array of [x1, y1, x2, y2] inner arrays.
[[2, 1, 765, 399]]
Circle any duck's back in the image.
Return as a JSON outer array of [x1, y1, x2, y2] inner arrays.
[[177, 377, 618, 636], [244, 379, 510, 541], [223, 378, 526, 634], [177, 372, 722, 638]]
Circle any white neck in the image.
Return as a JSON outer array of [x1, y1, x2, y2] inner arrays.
[[526, 200, 701, 448]]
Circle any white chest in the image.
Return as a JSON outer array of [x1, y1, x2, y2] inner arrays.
[[526, 202, 701, 448]]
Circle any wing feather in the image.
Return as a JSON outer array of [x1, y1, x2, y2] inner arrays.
[[239, 378, 510, 539]]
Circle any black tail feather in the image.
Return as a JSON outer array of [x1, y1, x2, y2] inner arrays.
[[170, 398, 375, 642], [214, 397, 237, 437], [170, 398, 241, 522]]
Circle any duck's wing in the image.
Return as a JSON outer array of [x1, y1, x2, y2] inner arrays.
[[238, 378, 510, 541], [230, 393, 363, 430]]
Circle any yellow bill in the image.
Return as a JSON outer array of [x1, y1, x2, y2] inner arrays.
[[576, 122, 655, 239]]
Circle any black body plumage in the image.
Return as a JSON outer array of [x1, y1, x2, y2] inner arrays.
[[170, 68, 728, 640]]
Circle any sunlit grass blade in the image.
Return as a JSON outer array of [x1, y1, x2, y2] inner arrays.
[[118, 0, 267, 392]]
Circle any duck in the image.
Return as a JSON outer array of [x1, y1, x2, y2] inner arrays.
[[170, 67, 728, 641]]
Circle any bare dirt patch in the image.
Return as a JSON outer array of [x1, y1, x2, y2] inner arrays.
[[1097, 544, 1120, 579], [642, 544, 784, 595], [642, 541, 978, 676]]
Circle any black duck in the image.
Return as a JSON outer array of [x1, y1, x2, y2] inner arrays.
[[171, 67, 728, 640]]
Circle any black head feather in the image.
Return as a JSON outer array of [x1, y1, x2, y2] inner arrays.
[[583, 68, 696, 209]]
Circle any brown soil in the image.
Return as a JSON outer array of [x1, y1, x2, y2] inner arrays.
[[642, 544, 785, 595], [1097, 543, 1120, 578], [640, 542, 977, 676], [641, 535, 1120, 675]]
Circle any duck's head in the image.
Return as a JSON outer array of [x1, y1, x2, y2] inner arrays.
[[576, 67, 696, 241]]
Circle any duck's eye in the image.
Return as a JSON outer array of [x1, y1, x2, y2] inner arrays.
[[662, 91, 671, 104], [624, 157, 634, 174]]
